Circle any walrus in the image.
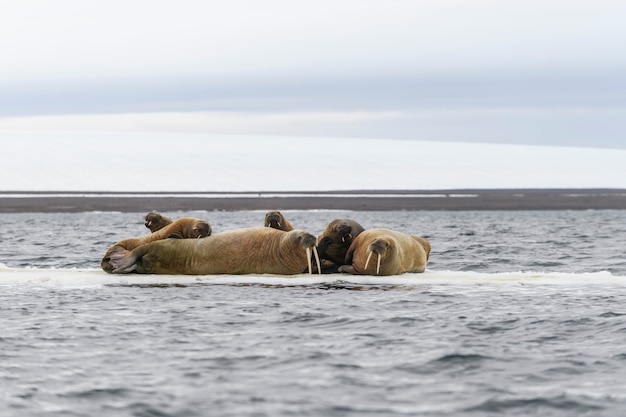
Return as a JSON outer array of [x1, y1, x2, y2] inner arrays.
[[144, 212, 173, 233], [106, 227, 321, 275], [263, 210, 294, 232], [101, 217, 212, 273], [316, 219, 366, 268], [338, 228, 431, 276]]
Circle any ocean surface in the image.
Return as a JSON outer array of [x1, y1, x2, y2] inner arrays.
[[1, 209, 626, 416]]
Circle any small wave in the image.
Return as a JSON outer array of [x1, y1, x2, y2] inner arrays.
[[59, 387, 131, 400], [599, 311, 626, 318], [400, 353, 494, 375], [464, 394, 604, 414]]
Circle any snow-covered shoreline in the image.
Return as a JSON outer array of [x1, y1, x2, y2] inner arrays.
[[2, 133, 626, 193]]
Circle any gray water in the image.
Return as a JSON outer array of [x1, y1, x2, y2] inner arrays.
[[2, 210, 626, 416]]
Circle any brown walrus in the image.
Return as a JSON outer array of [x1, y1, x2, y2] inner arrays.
[[338, 228, 431, 276], [144, 212, 173, 233], [316, 219, 366, 273], [263, 210, 295, 232], [106, 227, 321, 275], [101, 217, 212, 273]]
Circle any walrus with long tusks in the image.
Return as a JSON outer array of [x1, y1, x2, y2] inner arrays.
[[263, 210, 295, 232], [316, 218, 366, 273], [106, 227, 321, 275], [101, 217, 212, 273], [144, 212, 173, 233], [338, 228, 431, 276]]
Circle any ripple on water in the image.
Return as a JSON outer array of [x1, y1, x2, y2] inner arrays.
[[398, 353, 495, 376], [464, 395, 605, 415]]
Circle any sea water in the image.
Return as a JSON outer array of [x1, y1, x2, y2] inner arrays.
[[1, 209, 626, 416]]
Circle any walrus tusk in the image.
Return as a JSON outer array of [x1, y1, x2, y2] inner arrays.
[[306, 247, 312, 274], [376, 254, 381, 275], [313, 246, 321, 275], [304, 246, 321, 275], [365, 251, 373, 271]]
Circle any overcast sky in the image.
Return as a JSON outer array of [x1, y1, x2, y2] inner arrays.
[[1, 0, 625, 148]]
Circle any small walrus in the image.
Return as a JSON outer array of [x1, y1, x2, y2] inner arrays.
[[264, 210, 294, 232], [338, 228, 431, 276], [106, 227, 321, 275], [144, 212, 173, 233], [101, 217, 211, 273], [316, 219, 366, 273]]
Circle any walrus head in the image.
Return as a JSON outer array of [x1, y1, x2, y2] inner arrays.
[[144, 212, 173, 233], [289, 230, 321, 275], [365, 238, 392, 275], [190, 221, 212, 238], [264, 210, 294, 232], [317, 219, 366, 267], [336, 223, 354, 243]]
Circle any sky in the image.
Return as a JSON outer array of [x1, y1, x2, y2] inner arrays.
[[1, 0, 625, 149]]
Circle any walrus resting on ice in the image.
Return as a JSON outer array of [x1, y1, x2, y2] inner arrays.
[[338, 228, 430, 276], [144, 212, 173, 233], [106, 227, 321, 275], [316, 218, 366, 272], [263, 210, 295, 232], [101, 217, 212, 273]]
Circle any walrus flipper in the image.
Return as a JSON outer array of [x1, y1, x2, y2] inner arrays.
[[109, 249, 140, 274]]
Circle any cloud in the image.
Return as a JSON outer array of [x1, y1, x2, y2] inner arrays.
[[2, 0, 625, 83], [2, 0, 626, 149]]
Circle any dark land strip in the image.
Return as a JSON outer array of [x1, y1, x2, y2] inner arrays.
[[1, 189, 626, 212]]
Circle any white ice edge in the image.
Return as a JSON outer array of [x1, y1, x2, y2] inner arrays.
[[1, 265, 624, 287]]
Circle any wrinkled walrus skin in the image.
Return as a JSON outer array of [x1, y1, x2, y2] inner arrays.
[[106, 227, 321, 276], [316, 218, 366, 272], [101, 217, 211, 273], [338, 228, 431, 276], [263, 210, 295, 232]]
